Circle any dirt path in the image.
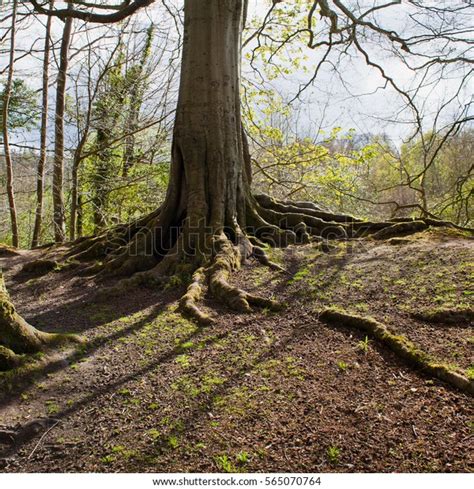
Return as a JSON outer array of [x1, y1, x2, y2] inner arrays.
[[0, 229, 472, 472]]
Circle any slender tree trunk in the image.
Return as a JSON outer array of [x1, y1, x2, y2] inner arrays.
[[32, 0, 54, 248], [76, 193, 83, 237], [53, 7, 73, 243], [69, 147, 83, 241], [2, 0, 19, 248], [122, 25, 154, 177]]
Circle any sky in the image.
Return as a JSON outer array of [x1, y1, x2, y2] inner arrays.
[[3, 0, 473, 148]]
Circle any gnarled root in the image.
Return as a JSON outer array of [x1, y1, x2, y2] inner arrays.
[[252, 246, 285, 272], [0, 273, 82, 371], [411, 307, 474, 325], [208, 234, 281, 313], [176, 234, 283, 325], [0, 345, 21, 371], [320, 308, 473, 395], [179, 267, 213, 326]]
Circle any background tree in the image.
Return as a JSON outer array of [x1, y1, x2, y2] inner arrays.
[[31, 0, 54, 248], [52, 4, 73, 242], [1, 0, 20, 248]]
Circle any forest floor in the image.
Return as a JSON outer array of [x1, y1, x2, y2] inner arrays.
[[0, 227, 473, 473]]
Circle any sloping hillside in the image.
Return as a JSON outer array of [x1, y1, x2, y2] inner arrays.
[[0, 228, 472, 472]]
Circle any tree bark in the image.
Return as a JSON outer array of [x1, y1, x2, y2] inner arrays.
[[53, 6, 73, 243], [2, 0, 19, 248], [32, 0, 54, 248], [170, 0, 248, 246]]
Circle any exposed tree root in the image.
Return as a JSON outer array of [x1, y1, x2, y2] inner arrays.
[[371, 221, 428, 240], [0, 273, 82, 371], [319, 308, 473, 396], [177, 234, 282, 325], [57, 190, 472, 326], [411, 307, 474, 325], [0, 346, 21, 371], [179, 267, 213, 326], [0, 244, 20, 257], [21, 259, 58, 276], [0, 418, 59, 453], [252, 246, 285, 272]]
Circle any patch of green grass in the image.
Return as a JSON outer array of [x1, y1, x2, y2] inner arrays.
[[354, 303, 369, 312], [176, 354, 190, 367], [326, 446, 341, 465], [357, 336, 370, 354], [147, 429, 161, 441], [167, 435, 179, 449], [111, 445, 126, 453], [466, 366, 474, 380], [288, 266, 311, 285], [215, 455, 237, 473], [337, 361, 349, 372], [45, 400, 59, 415], [236, 451, 250, 465]]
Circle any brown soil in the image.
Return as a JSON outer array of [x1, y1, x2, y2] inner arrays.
[[0, 228, 472, 473]]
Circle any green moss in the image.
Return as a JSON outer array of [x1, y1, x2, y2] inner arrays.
[[320, 308, 473, 395]]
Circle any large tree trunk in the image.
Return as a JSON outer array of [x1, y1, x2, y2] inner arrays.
[[2, 0, 19, 248], [68, 0, 418, 323], [53, 8, 73, 243], [32, 0, 54, 248], [71, 0, 347, 277], [169, 0, 249, 251]]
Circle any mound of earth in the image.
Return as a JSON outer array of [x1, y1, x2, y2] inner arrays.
[[0, 228, 472, 472]]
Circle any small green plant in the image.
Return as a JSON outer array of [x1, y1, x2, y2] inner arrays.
[[357, 336, 370, 354], [236, 451, 250, 464], [327, 446, 340, 465], [466, 366, 474, 380], [45, 400, 59, 415], [111, 445, 125, 453], [215, 454, 237, 473], [148, 429, 161, 441], [167, 435, 179, 449], [337, 361, 348, 372], [101, 455, 115, 464]]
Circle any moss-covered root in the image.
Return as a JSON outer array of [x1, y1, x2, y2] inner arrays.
[[252, 246, 285, 272], [371, 220, 428, 240], [179, 267, 214, 326], [319, 308, 474, 396], [208, 234, 282, 314], [411, 307, 474, 325], [0, 273, 83, 359], [0, 345, 22, 371]]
